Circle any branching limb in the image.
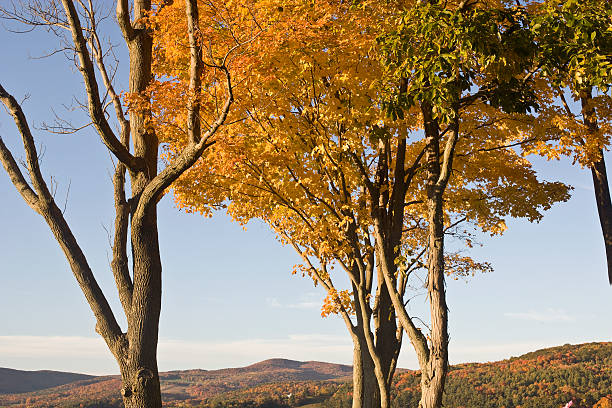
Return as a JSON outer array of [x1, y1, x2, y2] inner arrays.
[[373, 220, 429, 368], [0, 135, 39, 209], [115, 0, 134, 41], [132, 0, 234, 224], [436, 113, 460, 189], [112, 158, 133, 314], [0, 82, 124, 357], [61, 0, 142, 171], [186, 0, 203, 145], [85, 4, 130, 140]]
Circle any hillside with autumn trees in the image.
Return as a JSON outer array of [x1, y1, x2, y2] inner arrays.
[[0, 342, 610, 408]]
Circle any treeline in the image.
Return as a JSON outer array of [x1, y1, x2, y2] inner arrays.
[[189, 381, 340, 408], [324, 343, 612, 408], [3, 342, 610, 407]]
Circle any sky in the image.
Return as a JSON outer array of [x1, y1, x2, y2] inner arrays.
[[0, 7, 610, 376]]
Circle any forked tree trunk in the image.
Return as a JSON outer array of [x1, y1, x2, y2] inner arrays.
[[119, 213, 163, 407], [1, 1, 233, 407], [350, 282, 398, 408], [117, 0, 163, 405], [416, 101, 454, 408]]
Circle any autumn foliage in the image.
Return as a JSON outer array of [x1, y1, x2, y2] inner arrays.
[[149, 1, 575, 406]]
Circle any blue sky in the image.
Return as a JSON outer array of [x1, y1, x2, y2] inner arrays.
[[0, 12, 610, 376]]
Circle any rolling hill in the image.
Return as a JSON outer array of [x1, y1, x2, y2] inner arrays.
[[0, 368, 94, 394], [0, 358, 352, 407], [0, 342, 610, 407]]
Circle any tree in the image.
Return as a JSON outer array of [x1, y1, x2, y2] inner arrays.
[[0, 0, 240, 406], [523, 0, 612, 283], [595, 396, 612, 408], [153, 1, 569, 407], [375, 2, 569, 406]]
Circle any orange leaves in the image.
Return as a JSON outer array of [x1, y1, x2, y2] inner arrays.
[[522, 96, 612, 168], [321, 288, 354, 318], [154, 0, 572, 324], [445, 253, 493, 280]]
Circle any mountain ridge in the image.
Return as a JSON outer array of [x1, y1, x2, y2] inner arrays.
[[0, 342, 609, 407]]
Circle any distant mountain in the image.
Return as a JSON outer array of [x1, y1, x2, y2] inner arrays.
[[0, 367, 94, 394], [0, 358, 352, 407], [0, 342, 610, 408]]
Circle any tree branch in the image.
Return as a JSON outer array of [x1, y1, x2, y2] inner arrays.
[[115, 0, 135, 41], [61, 0, 142, 171], [0, 81, 124, 357], [132, 0, 234, 223]]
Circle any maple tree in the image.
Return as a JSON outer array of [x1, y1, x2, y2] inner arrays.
[[0, 0, 243, 406], [153, 1, 571, 408], [520, 0, 612, 284]]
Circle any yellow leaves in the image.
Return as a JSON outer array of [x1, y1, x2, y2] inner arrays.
[[522, 95, 612, 167], [156, 0, 574, 325], [321, 288, 354, 318], [445, 253, 494, 280]]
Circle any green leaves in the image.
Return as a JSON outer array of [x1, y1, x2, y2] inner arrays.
[[378, 3, 540, 120], [532, 0, 612, 93]]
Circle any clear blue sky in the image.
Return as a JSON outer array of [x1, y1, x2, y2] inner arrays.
[[0, 11, 610, 376]]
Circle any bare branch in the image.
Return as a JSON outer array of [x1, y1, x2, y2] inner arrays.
[[0, 135, 39, 209], [61, 0, 142, 171], [86, 5, 130, 138], [0, 81, 124, 356]]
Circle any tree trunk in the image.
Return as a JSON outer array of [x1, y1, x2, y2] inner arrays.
[[590, 157, 612, 284], [581, 90, 612, 284], [120, 362, 162, 408], [417, 192, 448, 408], [352, 334, 381, 408], [118, 212, 163, 407], [375, 272, 400, 408], [417, 102, 451, 408]]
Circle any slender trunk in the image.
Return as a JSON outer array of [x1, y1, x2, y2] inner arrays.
[[590, 157, 612, 284], [418, 193, 448, 408], [361, 345, 380, 408], [581, 90, 612, 284], [352, 338, 364, 408], [375, 268, 401, 408], [417, 102, 450, 408], [352, 333, 381, 408]]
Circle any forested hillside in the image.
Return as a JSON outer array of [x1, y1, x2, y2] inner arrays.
[[325, 342, 612, 408], [0, 343, 609, 407]]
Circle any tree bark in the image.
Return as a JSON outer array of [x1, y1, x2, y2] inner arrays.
[[416, 102, 455, 408], [1, 1, 235, 406], [351, 332, 381, 408], [581, 90, 612, 284], [590, 157, 612, 284], [418, 190, 448, 408]]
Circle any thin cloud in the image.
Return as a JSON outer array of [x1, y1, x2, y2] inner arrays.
[[265, 294, 321, 310], [0, 334, 353, 375], [448, 341, 561, 365], [504, 308, 576, 323]]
